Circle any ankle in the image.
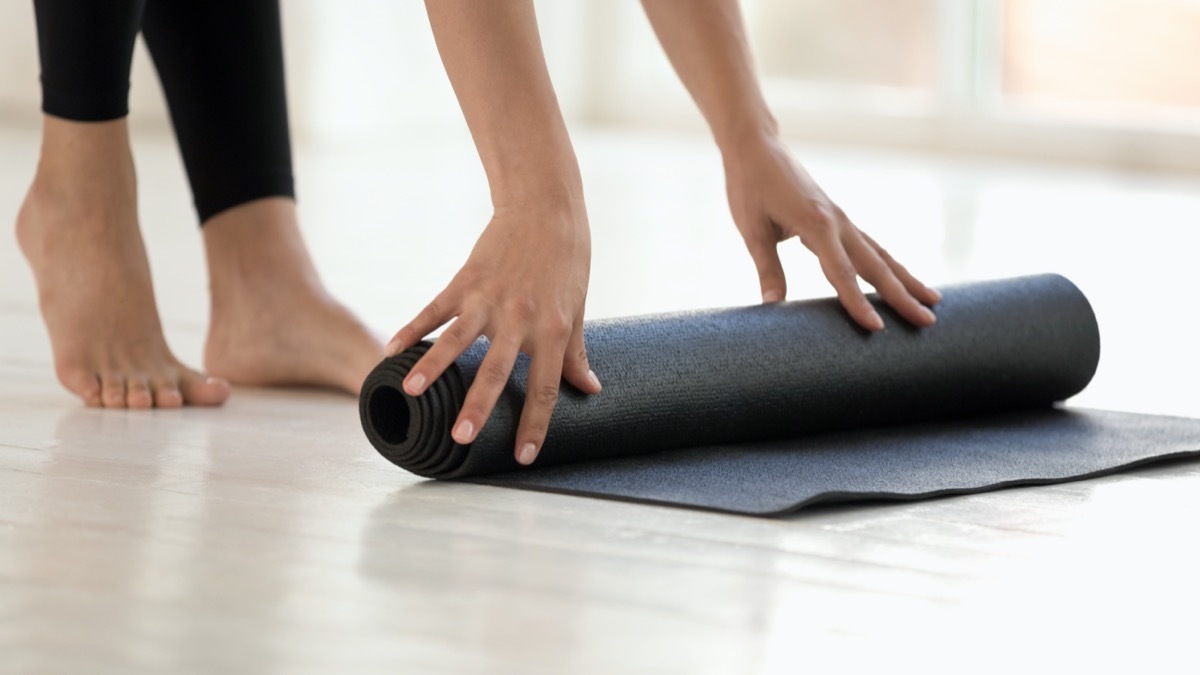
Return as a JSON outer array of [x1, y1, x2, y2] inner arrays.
[[27, 117, 137, 225], [204, 197, 321, 292]]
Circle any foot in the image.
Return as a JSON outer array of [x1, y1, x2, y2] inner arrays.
[[17, 117, 231, 409], [202, 198, 384, 395]]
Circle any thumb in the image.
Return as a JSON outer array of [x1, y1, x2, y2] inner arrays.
[[745, 235, 788, 303]]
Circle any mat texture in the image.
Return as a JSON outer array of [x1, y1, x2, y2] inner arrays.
[[360, 274, 1200, 515]]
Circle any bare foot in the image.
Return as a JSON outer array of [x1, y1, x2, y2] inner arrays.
[[17, 117, 231, 409], [203, 198, 384, 395]]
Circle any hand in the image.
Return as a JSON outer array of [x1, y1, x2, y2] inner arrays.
[[384, 198, 602, 466], [723, 133, 941, 330]]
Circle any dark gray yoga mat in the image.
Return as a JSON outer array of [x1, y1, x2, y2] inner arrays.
[[359, 274, 1200, 516]]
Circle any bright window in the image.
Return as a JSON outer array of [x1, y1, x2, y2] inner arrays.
[[589, 0, 1200, 171], [999, 0, 1200, 125]]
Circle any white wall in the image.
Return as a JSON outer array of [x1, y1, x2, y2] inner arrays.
[[3, 1, 1198, 172], [0, 1, 595, 146]]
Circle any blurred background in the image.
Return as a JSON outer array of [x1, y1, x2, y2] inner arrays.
[[2, 0, 1199, 169], [0, 0, 1198, 417]]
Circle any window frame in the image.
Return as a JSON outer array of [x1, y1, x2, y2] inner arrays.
[[582, 0, 1200, 173]]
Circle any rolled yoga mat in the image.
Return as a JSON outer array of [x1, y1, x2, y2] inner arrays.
[[360, 274, 1200, 516]]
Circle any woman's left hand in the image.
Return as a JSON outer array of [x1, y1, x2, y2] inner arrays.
[[722, 132, 941, 331]]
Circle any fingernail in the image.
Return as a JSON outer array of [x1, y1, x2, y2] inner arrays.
[[867, 310, 885, 331], [763, 290, 784, 303], [587, 370, 602, 391], [921, 307, 937, 324], [404, 372, 426, 395], [205, 376, 223, 386], [384, 338, 402, 356], [453, 419, 475, 444], [517, 442, 538, 465], [929, 288, 943, 302]]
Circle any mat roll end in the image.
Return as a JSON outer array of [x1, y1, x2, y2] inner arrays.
[[359, 342, 470, 478]]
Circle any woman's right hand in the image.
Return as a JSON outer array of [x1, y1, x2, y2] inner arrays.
[[384, 195, 602, 467]]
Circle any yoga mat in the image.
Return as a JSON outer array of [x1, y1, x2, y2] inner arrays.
[[360, 274, 1200, 516]]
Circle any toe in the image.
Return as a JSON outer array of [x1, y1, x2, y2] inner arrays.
[[126, 376, 153, 410], [342, 372, 367, 396], [152, 377, 183, 409], [57, 366, 103, 407], [180, 371, 231, 407], [101, 372, 127, 409]]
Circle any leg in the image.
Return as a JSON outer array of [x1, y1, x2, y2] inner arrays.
[[18, 0, 230, 408], [142, 0, 383, 394]]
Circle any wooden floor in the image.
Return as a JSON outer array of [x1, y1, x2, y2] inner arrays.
[[2, 123, 1199, 674]]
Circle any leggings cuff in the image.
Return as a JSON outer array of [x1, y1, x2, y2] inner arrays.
[[41, 82, 130, 122], [196, 173, 297, 224]]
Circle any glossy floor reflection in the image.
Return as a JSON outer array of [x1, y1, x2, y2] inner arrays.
[[1, 124, 1198, 673]]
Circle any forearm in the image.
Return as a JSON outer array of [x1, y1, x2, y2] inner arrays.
[[424, 0, 582, 207], [640, 0, 777, 152]]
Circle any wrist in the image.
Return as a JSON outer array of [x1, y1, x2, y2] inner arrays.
[[482, 139, 585, 211], [490, 170, 585, 217], [489, 164, 588, 227], [712, 108, 781, 159]]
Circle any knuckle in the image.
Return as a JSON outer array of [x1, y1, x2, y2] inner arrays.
[[541, 314, 573, 342], [533, 384, 560, 406], [799, 222, 837, 250], [809, 200, 838, 226], [508, 298, 538, 323], [522, 420, 549, 441], [412, 352, 440, 376], [868, 249, 894, 273], [442, 321, 472, 345], [759, 268, 783, 283], [460, 404, 487, 425], [492, 332, 523, 352], [868, 240, 897, 266], [480, 360, 511, 387], [755, 242, 782, 261], [888, 276, 912, 297], [421, 297, 444, 321], [569, 345, 589, 366], [398, 327, 423, 346], [831, 263, 858, 285], [863, 254, 890, 277]]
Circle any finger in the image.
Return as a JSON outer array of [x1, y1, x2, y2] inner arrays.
[[126, 376, 153, 410], [843, 231, 937, 327], [858, 230, 942, 305], [514, 333, 569, 466], [805, 233, 884, 331], [451, 336, 520, 445], [560, 316, 601, 394], [743, 229, 788, 303], [385, 292, 457, 357], [403, 313, 485, 396]]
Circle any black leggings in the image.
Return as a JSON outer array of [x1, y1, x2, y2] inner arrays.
[[33, 0, 295, 223]]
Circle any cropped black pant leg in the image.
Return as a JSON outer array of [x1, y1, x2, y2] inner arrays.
[[33, 0, 295, 223]]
